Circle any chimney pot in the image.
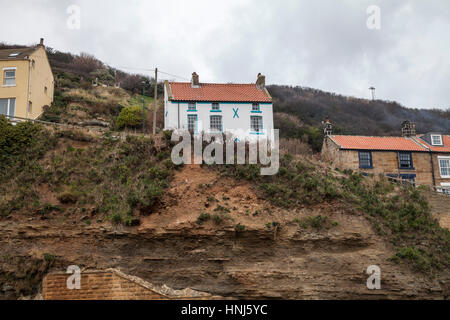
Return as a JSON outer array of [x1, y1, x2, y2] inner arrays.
[[401, 120, 416, 137], [39, 38, 44, 47], [256, 73, 265, 90], [191, 72, 199, 88]]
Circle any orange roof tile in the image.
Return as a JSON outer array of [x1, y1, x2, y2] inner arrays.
[[331, 135, 427, 152], [168, 82, 272, 103], [417, 135, 450, 152]]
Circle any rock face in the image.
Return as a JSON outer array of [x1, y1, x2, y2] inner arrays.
[[0, 167, 448, 300]]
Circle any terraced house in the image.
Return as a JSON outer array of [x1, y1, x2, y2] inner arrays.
[[164, 72, 274, 141], [321, 121, 450, 194], [0, 38, 54, 120]]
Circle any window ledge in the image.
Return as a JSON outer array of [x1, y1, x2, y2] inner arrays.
[[2, 84, 16, 87], [187, 109, 197, 112], [250, 131, 265, 135], [210, 110, 222, 113], [251, 110, 262, 113], [399, 167, 415, 170], [441, 175, 450, 179]]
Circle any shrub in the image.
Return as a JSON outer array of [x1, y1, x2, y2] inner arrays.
[[57, 191, 79, 204], [235, 223, 246, 232], [116, 106, 144, 130], [196, 213, 211, 225]]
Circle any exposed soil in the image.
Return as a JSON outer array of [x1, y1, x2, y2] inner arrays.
[[1, 164, 449, 300]]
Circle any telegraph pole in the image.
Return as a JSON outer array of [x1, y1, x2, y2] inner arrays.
[[153, 68, 158, 135], [142, 80, 146, 133]]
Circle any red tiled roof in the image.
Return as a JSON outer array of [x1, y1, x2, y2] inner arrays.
[[168, 82, 272, 103], [330, 135, 427, 152], [417, 135, 450, 152]]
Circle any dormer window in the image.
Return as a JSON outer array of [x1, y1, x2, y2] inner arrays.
[[252, 103, 260, 111], [212, 103, 220, 111], [431, 134, 443, 146]]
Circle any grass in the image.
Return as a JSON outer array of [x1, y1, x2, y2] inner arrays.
[[214, 153, 450, 275], [0, 120, 178, 226]]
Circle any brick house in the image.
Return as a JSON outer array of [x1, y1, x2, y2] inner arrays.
[[321, 121, 450, 194]]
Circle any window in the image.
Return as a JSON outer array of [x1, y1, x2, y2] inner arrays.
[[438, 157, 450, 178], [440, 183, 450, 195], [252, 103, 260, 112], [358, 151, 373, 169], [212, 103, 220, 111], [210, 115, 222, 132], [250, 116, 263, 133], [398, 152, 413, 169], [0, 98, 15, 117], [3, 69, 16, 86], [431, 134, 443, 146], [187, 114, 197, 133], [188, 102, 196, 111]]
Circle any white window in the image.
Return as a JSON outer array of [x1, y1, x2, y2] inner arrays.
[[212, 103, 220, 111], [188, 102, 196, 111], [441, 183, 450, 195], [252, 103, 260, 111], [3, 68, 16, 86], [431, 134, 443, 146], [0, 98, 16, 117], [187, 114, 197, 133], [438, 157, 450, 178], [210, 115, 222, 132], [250, 115, 263, 133]]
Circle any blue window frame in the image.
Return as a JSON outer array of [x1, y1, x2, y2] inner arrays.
[[211, 102, 221, 112], [187, 102, 197, 112], [398, 152, 414, 169], [358, 151, 373, 169]]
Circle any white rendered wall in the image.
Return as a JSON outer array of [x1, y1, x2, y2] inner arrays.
[[164, 100, 274, 142]]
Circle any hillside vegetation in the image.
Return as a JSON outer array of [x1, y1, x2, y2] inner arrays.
[[270, 85, 449, 152]]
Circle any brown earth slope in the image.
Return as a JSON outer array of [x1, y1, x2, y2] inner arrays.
[[1, 164, 448, 300]]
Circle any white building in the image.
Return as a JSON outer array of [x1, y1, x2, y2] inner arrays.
[[164, 73, 274, 142]]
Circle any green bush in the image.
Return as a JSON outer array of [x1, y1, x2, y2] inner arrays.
[[196, 213, 211, 225], [116, 106, 144, 130]]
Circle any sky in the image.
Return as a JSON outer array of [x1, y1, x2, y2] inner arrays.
[[0, 0, 449, 110]]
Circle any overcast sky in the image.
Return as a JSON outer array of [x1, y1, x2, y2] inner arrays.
[[0, 0, 449, 110]]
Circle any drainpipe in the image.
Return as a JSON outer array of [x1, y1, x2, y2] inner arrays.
[[177, 102, 180, 129], [429, 151, 436, 189], [26, 58, 33, 119], [411, 136, 436, 189]]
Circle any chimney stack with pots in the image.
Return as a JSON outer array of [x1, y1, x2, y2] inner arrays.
[[38, 38, 45, 47], [256, 73, 265, 90], [401, 120, 416, 137], [191, 72, 200, 88], [322, 117, 333, 136]]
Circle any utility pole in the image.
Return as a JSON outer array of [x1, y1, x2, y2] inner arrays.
[[369, 87, 376, 101], [142, 80, 146, 134], [153, 68, 158, 135]]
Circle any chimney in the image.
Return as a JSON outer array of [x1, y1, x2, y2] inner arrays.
[[191, 72, 199, 88], [256, 73, 265, 90], [322, 117, 333, 136], [401, 120, 416, 137], [38, 38, 45, 47]]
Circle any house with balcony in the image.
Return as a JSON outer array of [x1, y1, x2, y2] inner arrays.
[[0, 38, 54, 120], [163, 72, 274, 142]]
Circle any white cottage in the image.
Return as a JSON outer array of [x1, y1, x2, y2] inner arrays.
[[164, 73, 274, 142]]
